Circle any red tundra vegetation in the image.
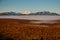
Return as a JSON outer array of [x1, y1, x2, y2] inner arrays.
[[0, 19, 60, 40]]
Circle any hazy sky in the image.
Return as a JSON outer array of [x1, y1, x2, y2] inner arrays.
[[0, 0, 60, 14]]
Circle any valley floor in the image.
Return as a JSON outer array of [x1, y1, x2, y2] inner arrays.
[[0, 19, 60, 40]]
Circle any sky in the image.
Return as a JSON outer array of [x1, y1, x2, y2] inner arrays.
[[0, 0, 60, 14]]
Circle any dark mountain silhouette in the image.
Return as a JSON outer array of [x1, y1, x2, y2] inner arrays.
[[29, 11, 60, 16], [0, 11, 22, 15], [0, 11, 60, 16]]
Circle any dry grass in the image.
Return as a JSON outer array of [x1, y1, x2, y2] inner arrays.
[[0, 18, 60, 40]]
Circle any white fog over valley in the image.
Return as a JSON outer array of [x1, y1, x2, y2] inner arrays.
[[0, 15, 60, 20]]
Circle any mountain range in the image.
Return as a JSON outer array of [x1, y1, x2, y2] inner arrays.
[[0, 11, 60, 16]]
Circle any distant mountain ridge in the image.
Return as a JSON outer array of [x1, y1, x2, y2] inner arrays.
[[0, 11, 22, 15], [0, 11, 60, 16], [29, 11, 60, 16]]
